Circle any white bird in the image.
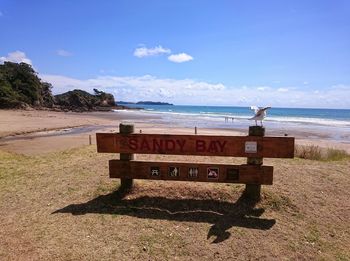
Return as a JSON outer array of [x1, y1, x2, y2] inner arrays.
[[250, 106, 271, 126]]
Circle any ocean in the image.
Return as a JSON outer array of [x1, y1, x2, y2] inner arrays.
[[115, 104, 350, 141]]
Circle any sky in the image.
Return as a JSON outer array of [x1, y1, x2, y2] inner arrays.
[[0, 0, 350, 108]]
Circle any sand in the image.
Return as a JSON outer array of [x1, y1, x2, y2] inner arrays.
[[0, 109, 349, 155]]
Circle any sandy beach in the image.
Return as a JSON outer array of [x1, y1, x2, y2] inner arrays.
[[1, 109, 349, 260], [0, 109, 349, 155]]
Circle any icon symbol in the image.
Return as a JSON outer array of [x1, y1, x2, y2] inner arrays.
[[207, 167, 219, 179], [150, 167, 160, 176], [188, 167, 199, 178], [169, 166, 180, 177], [227, 168, 239, 181]]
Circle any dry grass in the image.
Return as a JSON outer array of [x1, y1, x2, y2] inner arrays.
[[1, 146, 350, 260], [295, 145, 349, 161]]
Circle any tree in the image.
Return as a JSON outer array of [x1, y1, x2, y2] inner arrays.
[[0, 62, 54, 108]]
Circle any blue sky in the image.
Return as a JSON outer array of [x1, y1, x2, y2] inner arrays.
[[1, 0, 350, 108]]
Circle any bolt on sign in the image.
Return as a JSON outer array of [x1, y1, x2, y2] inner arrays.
[[96, 131, 294, 186]]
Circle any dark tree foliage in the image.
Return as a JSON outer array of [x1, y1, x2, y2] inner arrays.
[[0, 62, 54, 108], [0, 62, 116, 110], [55, 89, 97, 110], [92, 88, 115, 106], [55, 89, 116, 111], [93, 88, 103, 96], [41, 82, 55, 107]]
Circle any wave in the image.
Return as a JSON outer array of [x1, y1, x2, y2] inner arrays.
[[266, 116, 350, 127], [115, 109, 350, 127]]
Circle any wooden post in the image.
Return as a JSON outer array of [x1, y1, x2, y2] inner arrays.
[[195, 126, 197, 135], [89, 135, 92, 145], [119, 123, 134, 191], [244, 126, 265, 201]]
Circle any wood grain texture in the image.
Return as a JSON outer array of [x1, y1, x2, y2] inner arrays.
[[119, 123, 134, 190], [109, 160, 273, 185], [96, 133, 294, 158]]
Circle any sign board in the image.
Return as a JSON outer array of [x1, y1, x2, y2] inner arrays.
[[245, 141, 257, 153], [109, 160, 273, 185], [96, 133, 294, 158]]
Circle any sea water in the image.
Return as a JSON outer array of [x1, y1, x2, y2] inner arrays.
[[115, 104, 350, 141]]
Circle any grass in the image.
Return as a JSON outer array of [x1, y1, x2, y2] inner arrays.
[[326, 148, 350, 161], [295, 145, 349, 161], [304, 225, 321, 245], [336, 252, 350, 261], [0, 146, 349, 260], [261, 189, 298, 213]]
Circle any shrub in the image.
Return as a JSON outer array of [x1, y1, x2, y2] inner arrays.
[[295, 145, 349, 161]]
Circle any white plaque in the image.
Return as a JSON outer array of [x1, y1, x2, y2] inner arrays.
[[245, 141, 257, 153]]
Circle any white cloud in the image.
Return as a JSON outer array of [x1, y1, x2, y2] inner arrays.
[[277, 88, 289, 92], [257, 86, 271, 91], [0, 51, 32, 65], [133, 45, 193, 63], [56, 49, 72, 57], [40, 73, 350, 108], [134, 45, 171, 58], [168, 53, 193, 63], [331, 84, 350, 90]]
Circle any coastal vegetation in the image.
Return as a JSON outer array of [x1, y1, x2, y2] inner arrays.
[[0, 62, 115, 111], [295, 145, 349, 161], [0, 62, 55, 108], [55, 89, 115, 111]]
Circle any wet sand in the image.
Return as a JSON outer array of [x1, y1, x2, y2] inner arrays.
[[0, 109, 349, 155]]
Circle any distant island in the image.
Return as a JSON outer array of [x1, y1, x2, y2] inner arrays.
[[117, 101, 173, 106]]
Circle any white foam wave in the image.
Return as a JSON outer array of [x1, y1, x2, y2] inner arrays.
[[114, 109, 350, 127], [266, 116, 350, 127]]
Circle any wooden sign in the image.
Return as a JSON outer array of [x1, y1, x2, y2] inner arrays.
[[96, 133, 294, 158], [109, 160, 273, 185], [96, 124, 296, 200]]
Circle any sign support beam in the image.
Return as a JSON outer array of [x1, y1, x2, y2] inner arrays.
[[244, 126, 265, 201], [119, 123, 134, 192]]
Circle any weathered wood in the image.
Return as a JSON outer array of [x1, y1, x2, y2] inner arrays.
[[119, 123, 134, 191], [249, 126, 265, 136], [96, 133, 294, 158], [120, 124, 134, 134], [109, 160, 273, 185], [244, 126, 265, 201], [244, 184, 261, 200]]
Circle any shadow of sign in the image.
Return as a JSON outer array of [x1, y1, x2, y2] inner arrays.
[[53, 188, 276, 243]]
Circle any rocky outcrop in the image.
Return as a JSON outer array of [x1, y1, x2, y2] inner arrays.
[[54, 89, 116, 112]]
